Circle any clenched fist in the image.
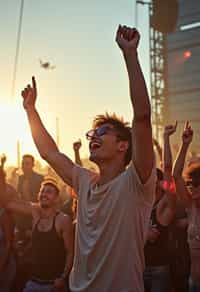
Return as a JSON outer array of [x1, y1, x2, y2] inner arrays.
[[116, 25, 140, 54]]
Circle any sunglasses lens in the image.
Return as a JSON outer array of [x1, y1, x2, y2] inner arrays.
[[86, 126, 114, 140], [96, 126, 107, 136], [86, 130, 95, 140]]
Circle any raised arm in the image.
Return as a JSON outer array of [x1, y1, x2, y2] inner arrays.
[[0, 183, 34, 216], [163, 122, 177, 180], [173, 121, 193, 207], [153, 138, 163, 168], [73, 140, 82, 166], [6, 199, 35, 216], [156, 122, 178, 226], [116, 25, 153, 183], [21, 77, 75, 186]]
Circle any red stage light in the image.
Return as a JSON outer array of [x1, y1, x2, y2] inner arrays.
[[184, 50, 192, 59]]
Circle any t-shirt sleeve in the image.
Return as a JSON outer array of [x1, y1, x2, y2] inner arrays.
[[126, 160, 157, 206], [72, 164, 95, 196]]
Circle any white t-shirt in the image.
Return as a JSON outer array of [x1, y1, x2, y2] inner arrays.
[[69, 162, 156, 292]]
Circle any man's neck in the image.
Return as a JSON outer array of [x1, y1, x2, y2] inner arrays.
[[40, 207, 56, 218], [97, 161, 126, 186], [24, 171, 33, 178]]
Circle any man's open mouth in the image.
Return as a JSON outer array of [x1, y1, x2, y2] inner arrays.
[[89, 141, 102, 151]]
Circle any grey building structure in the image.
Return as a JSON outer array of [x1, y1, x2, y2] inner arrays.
[[166, 0, 200, 153]]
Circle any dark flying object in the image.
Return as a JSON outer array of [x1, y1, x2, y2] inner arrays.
[[39, 59, 56, 70]]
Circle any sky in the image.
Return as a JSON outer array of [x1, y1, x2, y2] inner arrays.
[[0, 0, 149, 166]]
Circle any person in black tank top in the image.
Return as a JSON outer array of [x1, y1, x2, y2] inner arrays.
[[31, 212, 66, 282], [144, 124, 178, 292], [3, 179, 74, 292]]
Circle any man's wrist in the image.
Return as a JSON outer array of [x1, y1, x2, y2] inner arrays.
[[25, 106, 36, 113], [163, 133, 170, 140], [123, 50, 138, 60], [182, 142, 190, 148]]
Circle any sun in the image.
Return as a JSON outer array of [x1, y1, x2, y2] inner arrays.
[[0, 101, 37, 166]]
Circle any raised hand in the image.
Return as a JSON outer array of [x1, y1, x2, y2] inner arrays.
[[164, 121, 177, 137], [0, 154, 6, 168], [73, 139, 82, 152], [21, 76, 37, 110], [116, 25, 140, 54], [182, 121, 193, 145]]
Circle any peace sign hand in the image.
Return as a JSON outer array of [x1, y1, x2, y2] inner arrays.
[[182, 121, 193, 145]]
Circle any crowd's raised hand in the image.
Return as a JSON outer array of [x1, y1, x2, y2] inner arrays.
[[182, 121, 193, 145], [73, 140, 82, 152], [116, 25, 140, 54], [21, 76, 37, 110], [164, 121, 177, 137]]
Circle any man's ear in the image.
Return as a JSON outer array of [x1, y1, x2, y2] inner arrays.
[[118, 141, 129, 152]]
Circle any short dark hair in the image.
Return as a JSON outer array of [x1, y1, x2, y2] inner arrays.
[[22, 154, 35, 164], [92, 112, 132, 166], [41, 178, 60, 196]]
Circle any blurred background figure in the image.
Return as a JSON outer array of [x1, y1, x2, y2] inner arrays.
[[14, 154, 44, 292], [0, 156, 16, 292], [18, 154, 44, 203]]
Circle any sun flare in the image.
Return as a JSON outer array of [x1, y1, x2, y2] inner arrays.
[[0, 101, 36, 166]]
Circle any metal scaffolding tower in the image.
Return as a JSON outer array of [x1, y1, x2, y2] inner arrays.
[[136, 1, 167, 140], [150, 19, 167, 140]]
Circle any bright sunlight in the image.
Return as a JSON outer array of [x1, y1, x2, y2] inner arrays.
[[0, 101, 37, 166]]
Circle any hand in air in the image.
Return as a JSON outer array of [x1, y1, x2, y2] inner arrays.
[[182, 121, 193, 145], [164, 121, 177, 137], [73, 139, 82, 152], [21, 76, 37, 110], [116, 25, 140, 54]]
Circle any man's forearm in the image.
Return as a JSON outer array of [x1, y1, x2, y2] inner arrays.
[[6, 199, 33, 216], [74, 151, 82, 166], [163, 135, 172, 175], [63, 251, 73, 278], [26, 107, 59, 158], [124, 52, 151, 120], [173, 143, 189, 178], [153, 139, 163, 163]]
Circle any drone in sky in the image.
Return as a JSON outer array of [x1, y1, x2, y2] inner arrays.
[[39, 59, 56, 70]]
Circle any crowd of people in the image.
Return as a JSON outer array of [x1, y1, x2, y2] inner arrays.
[[0, 25, 200, 292]]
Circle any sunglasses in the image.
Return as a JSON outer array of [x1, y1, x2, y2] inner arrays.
[[86, 125, 117, 140]]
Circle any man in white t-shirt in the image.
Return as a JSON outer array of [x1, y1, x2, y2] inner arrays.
[[21, 25, 156, 292]]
